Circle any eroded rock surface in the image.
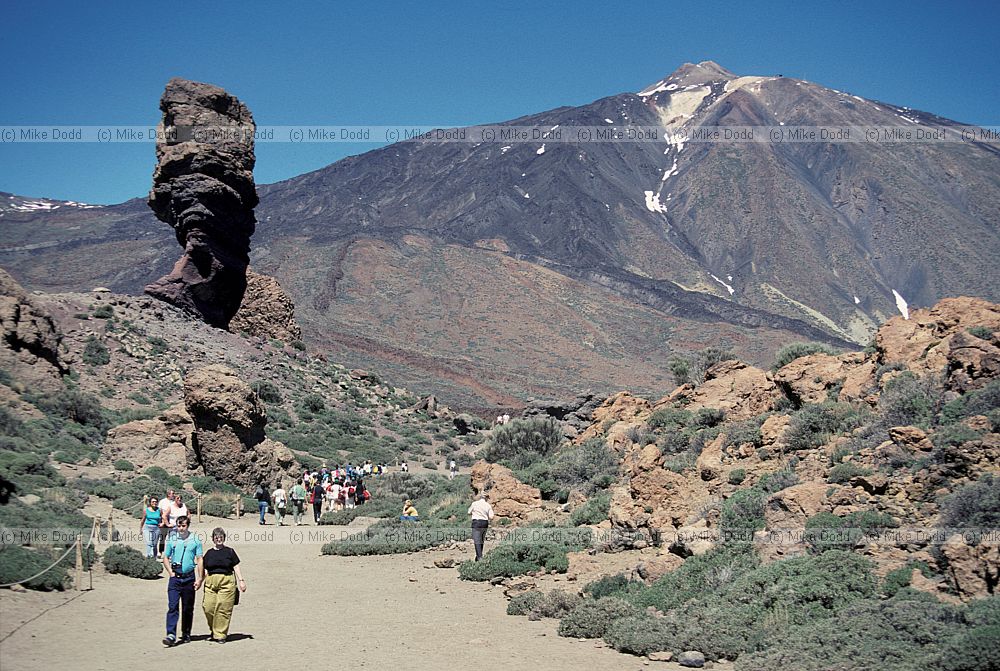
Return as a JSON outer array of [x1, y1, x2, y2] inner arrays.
[[145, 78, 258, 328]]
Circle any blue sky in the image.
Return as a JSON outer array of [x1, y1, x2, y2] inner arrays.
[[1, 0, 997, 204]]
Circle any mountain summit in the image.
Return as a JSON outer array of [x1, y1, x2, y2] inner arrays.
[[2, 63, 998, 406]]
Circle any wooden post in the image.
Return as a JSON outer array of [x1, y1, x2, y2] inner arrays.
[[197, 495, 203, 523], [74, 534, 83, 591], [107, 509, 113, 545], [235, 495, 241, 519]]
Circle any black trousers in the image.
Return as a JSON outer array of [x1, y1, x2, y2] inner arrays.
[[472, 522, 488, 561], [313, 501, 323, 522]]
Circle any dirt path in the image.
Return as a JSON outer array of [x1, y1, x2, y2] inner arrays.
[[0, 512, 697, 671]]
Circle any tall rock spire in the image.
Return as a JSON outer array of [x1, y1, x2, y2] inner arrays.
[[145, 78, 258, 329]]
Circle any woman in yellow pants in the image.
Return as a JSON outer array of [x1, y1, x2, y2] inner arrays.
[[201, 528, 246, 643]]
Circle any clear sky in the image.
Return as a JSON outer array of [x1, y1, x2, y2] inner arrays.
[[1, 0, 997, 204]]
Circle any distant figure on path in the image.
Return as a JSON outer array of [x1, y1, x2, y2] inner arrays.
[[400, 461, 408, 473], [468, 492, 495, 561], [449, 460, 457, 480], [311, 480, 325, 523], [201, 527, 246, 644], [272, 484, 287, 526], [290, 481, 307, 526], [162, 516, 203, 647], [141, 496, 163, 558], [254, 482, 270, 525]]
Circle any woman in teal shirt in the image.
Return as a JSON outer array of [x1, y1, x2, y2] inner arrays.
[[141, 497, 163, 558]]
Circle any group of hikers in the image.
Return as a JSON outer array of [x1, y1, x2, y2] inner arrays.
[[255, 468, 371, 526], [140, 489, 191, 559], [150, 488, 495, 648]]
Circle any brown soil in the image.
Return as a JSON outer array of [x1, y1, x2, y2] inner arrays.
[[0, 510, 723, 671]]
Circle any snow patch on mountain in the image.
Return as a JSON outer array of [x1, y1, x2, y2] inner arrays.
[[644, 190, 668, 213], [892, 289, 910, 319], [710, 274, 735, 295]]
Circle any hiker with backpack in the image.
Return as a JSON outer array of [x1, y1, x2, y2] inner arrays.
[[290, 481, 307, 526], [311, 480, 325, 523], [254, 482, 270, 525]]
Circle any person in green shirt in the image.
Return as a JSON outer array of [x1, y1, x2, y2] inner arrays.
[[290, 482, 307, 526]]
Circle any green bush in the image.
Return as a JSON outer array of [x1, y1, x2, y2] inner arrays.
[[729, 468, 747, 485], [299, 393, 325, 413], [252, 380, 283, 403], [967, 326, 995, 340], [569, 492, 611, 526], [932, 423, 984, 450], [882, 560, 933, 597], [583, 573, 643, 600], [633, 545, 759, 613], [146, 336, 168, 355], [940, 380, 1000, 425], [558, 597, 638, 638], [0, 546, 69, 590], [483, 417, 563, 469], [507, 590, 546, 615], [693, 407, 726, 428], [738, 591, 965, 671], [648, 407, 692, 432], [92, 304, 114, 319], [190, 475, 239, 494], [82, 336, 111, 366], [113, 459, 134, 471], [785, 402, 864, 451], [939, 474, 1000, 532], [200, 496, 234, 518], [458, 541, 578, 581], [827, 461, 872, 484], [719, 488, 766, 540], [102, 544, 162, 579], [321, 519, 455, 556], [804, 511, 897, 554], [604, 614, 672, 656], [756, 469, 799, 494], [526, 590, 582, 618], [772, 342, 837, 371]]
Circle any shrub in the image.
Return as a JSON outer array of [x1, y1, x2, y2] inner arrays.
[[146, 336, 168, 355], [648, 407, 692, 432], [200, 496, 234, 518], [723, 417, 765, 449], [728, 468, 747, 485], [458, 541, 579, 581], [932, 423, 984, 450], [546, 439, 618, 495], [604, 614, 672, 656], [938, 474, 1000, 531], [483, 417, 563, 469], [785, 402, 863, 451], [569, 492, 611, 526], [772, 342, 837, 371], [528, 590, 582, 618], [967, 326, 994, 340], [291, 340, 306, 351], [300, 393, 325, 413], [882, 560, 933, 597], [719, 488, 766, 540], [82, 336, 111, 366], [113, 459, 134, 471], [757, 468, 799, 494], [804, 510, 897, 554], [92, 304, 114, 319], [252, 380, 283, 403], [667, 356, 690, 386], [879, 372, 940, 429], [190, 475, 239, 494], [507, 590, 546, 615], [559, 597, 638, 638], [102, 544, 163, 579], [632, 545, 759, 613], [0, 546, 69, 590], [827, 462, 872, 484], [738, 591, 964, 671], [693, 407, 726, 428], [583, 573, 643, 600]]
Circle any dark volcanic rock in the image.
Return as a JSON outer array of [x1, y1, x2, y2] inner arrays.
[[145, 78, 258, 329]]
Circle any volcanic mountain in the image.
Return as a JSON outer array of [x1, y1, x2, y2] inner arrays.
[[2, 62, 999, 408]]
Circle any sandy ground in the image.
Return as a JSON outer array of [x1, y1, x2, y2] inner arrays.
[[0, 510, 727, 671]]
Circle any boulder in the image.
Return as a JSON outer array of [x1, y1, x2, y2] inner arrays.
[[677, 650, 706, 668], [658, 360, 780, 421], [469, 460, 544, 523], [145, 78, 259, 328], [773, 352, 855, 405], [876, 297, 1000, 391], [889, 426, 934, 452], [941, 535, 1000, 601], [695, 434, 725, 481], [635, 554, 684, 582], [577, 392, 652, 444], [0, 269, 66, 389], [229, 270, 302, 341], [183, 364, 295, 488]]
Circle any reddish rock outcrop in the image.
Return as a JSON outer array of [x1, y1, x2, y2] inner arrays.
[[145, 78, 258, 329], [103, 404, 194, 473], [229, 270, 302, 342], [183, 364, 295, 488], [657, 360, 780, 421], [876, 297, 1000, 391], [0, 268, 66, 389], [469, 461, 545, 523], [940, 535, 1000, 601], [577, 392, 652, 444]]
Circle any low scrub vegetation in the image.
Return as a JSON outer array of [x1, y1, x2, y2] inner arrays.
[[102, 544, 162, 579]]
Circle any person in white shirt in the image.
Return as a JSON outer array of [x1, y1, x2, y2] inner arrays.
[[467, 492, 495, 561], [449, 460, 457, 480], [330, 482, 342, 510], [272, 485, 287, 526], [169, 494, 189, 539], [157, 489, 175, 558]]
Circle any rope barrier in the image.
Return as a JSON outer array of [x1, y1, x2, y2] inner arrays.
[[0, 520, 97, 589]]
